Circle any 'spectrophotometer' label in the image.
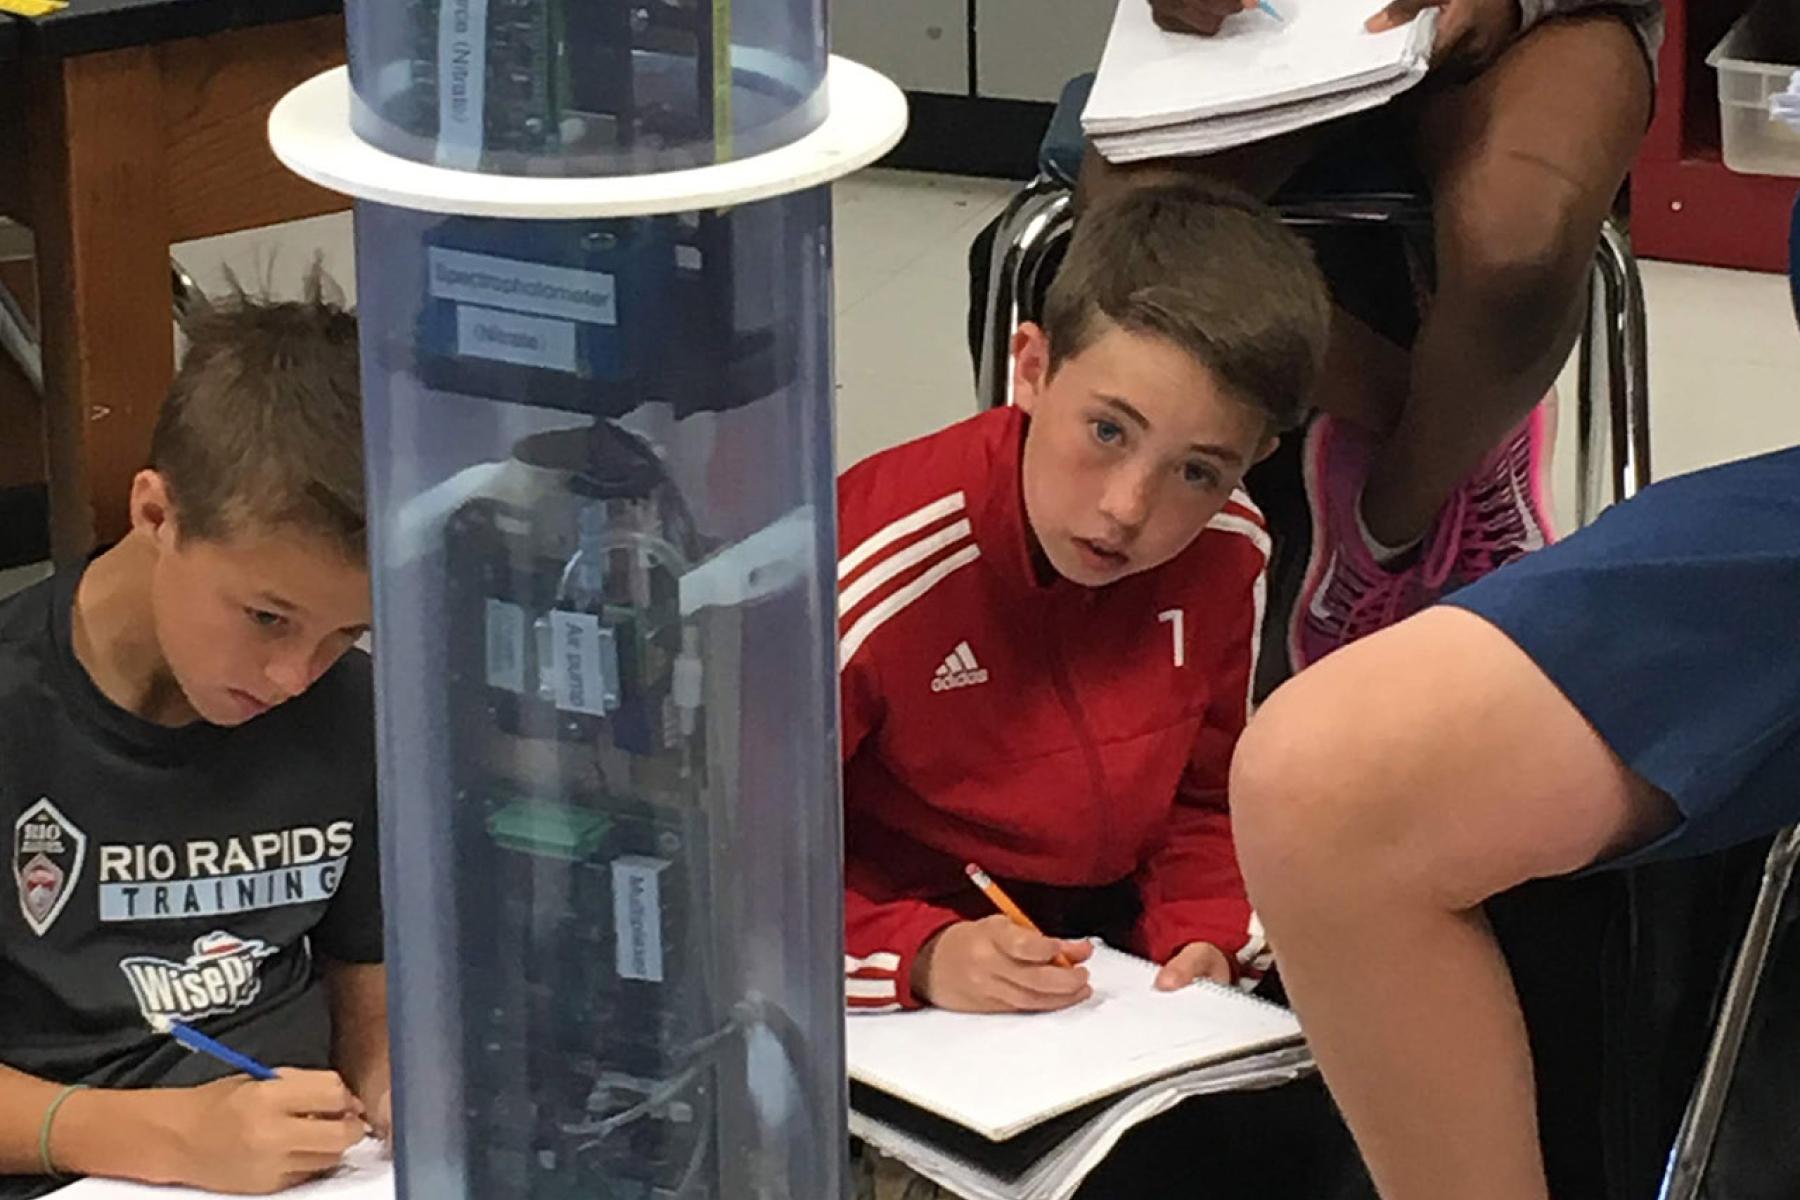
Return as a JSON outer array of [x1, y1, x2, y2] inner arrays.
[[429, 247, 618, 325]]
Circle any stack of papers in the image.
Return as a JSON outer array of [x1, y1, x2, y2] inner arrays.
[[56, 1139, 393, 1200], [1083, 0, 1438, 162], [852, 1046, 1314, 1200], [847, 945, 1310, 1199]]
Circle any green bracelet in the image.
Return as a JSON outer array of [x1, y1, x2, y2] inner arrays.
[[38, 1083, 88, 1180]]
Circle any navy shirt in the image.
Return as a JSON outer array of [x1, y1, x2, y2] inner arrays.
[[0, 566, 381, 1195]]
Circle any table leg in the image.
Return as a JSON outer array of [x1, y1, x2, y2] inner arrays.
[[26, 45, 172, 562]]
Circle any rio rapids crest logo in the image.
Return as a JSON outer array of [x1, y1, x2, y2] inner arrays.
[[14, 798, 88, 937]]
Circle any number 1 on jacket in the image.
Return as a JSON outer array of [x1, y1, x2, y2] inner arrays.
[[1158, 608, 1185, 668]]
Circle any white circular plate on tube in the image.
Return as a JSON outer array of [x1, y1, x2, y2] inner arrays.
[[269, 57, 907, 218]]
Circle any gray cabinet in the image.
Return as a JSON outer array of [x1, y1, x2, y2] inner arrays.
[[832, 0, 971, 94], [974, 0, 1115, 102]]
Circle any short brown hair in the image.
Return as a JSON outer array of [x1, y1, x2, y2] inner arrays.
[[150, 262, 365, 559], [1044, 180, 1330, 431]]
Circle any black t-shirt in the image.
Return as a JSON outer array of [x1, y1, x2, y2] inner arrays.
[[0, 565, 381, 1169]]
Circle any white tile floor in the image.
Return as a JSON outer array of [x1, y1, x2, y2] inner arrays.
[[161, 169, 1800, 524]]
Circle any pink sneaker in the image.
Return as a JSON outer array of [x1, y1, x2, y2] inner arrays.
[[1289, 416, 1458, 672], [1447, 397, 1558, 587]]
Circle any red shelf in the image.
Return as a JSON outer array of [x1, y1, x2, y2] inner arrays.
[[1632, 0, 1798, 272]]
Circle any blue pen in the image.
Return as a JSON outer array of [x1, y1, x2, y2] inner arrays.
[[150, 1014, 279, 1081], [1255, 0, 1285, 21]]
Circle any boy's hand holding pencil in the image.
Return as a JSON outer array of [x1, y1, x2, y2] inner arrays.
[[126, 1015, 366, 1192], [162, 1069, 366, 1193], [912, 916, 1095, 1013], [908, 865, 1095, 1013]]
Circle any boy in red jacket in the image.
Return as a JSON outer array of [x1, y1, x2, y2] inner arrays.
[[839, 182, 1330, 1013]]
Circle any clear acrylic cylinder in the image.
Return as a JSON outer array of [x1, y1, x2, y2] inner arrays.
[[322, 3, 866, 1198], [345, 0, 828, 175]]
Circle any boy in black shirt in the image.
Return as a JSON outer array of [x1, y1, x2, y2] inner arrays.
[[0, 268, 385, 1196]]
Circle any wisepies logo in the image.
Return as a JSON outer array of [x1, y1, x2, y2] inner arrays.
[[120, 931, 280, 1026]]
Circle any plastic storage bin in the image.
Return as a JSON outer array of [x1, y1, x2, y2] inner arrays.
[[1709, 0, 1800, 178]]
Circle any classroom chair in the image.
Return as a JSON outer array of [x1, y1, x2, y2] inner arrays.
[[1656, 198, 1800, 1200], [973, 75, 1651, 532]]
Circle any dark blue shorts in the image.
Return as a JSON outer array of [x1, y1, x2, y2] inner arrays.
[[1447, 446, 1800, 867]]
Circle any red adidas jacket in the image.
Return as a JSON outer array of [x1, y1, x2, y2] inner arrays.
[[839, 407, 1273, 1012]]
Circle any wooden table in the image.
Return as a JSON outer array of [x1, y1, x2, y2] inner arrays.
[[0, 0, 351, 562]]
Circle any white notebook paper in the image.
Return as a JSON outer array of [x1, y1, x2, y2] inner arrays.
[[846, 945, 1303, 1141], [1083, 0, 1436, 161], [55, 1139, 394, 1200]]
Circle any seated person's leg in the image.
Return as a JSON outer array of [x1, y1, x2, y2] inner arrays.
[[1233, 606, 1673, 1200], [1361, 12, 1651, 555], [1295, 11, 1656, 668], [1231, 444, 1800, 1200], [1077, 122, 1330, 209]]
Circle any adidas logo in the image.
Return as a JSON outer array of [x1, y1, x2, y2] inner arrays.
[[931, 642, 990, 693]]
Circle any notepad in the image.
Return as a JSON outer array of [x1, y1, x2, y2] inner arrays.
[[1082, 0, 1438, 162], [846, 944, 1304, 1142], [55, 1138, 394, 1199]]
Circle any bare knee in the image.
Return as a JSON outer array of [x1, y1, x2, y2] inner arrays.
[[1437, 170, 1599, 326], [1231, 664, 1407, 904], [1232, 613, 1536, 915]]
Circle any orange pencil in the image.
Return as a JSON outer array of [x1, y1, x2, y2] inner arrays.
[[964, 862, 1075, 969]]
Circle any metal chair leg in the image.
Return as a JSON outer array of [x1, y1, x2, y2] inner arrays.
[[978, 181, 1073, 410], [171, 258, 201, 323], [0, 255, 200, 396], [1598, 219, 1652, 508], [1574, 219, 1652, 529], [0, 276, 38, 395], [1659, 825, 1800, 1200], [1575, 256, 1607, 530]]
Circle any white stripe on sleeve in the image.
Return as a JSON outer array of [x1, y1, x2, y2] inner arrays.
[[839, 545, 982, 671], [837, 519, 973, 618], [846, 978, 900, 1001], [845, 952, 901, 974], [1206, 511, 1270, 715], [840, 492, 966, 580]]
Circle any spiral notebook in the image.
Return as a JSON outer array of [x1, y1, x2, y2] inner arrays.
[[846, 944, 1304, 1142], [1083, 0, 1438, 162]]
